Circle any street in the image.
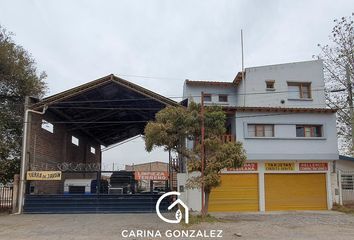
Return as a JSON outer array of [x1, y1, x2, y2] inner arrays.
[[1, 211, 354, 240]]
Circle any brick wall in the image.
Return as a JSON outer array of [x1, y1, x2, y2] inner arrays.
[[125, 162, 168, 172], [27, 111, 101, 194], [125, 161, 177, 190]]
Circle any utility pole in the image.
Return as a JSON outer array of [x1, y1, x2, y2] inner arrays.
[[200, 91, 205, 215], [241, 29, 246, 106], [346, 64, 354, 152]]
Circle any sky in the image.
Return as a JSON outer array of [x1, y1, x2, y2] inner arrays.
[[0, 0, 352, 169]]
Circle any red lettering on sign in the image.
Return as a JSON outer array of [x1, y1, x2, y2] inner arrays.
[[134, 171, 169, 181], [226, 163, 258, 171], [299, 163, 328, 171]]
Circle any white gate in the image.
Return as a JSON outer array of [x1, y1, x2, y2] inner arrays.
[[339, 171, 354, 204]]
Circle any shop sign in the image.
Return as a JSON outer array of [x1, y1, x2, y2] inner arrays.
[[26, 171, 62, 180], [265, 162, 295, 171], [135, 171, 169, 181], [299, 163, 328, 171], [226, 163, 258, 171]]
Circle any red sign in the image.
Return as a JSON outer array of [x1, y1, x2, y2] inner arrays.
[[299, 163, 328, 171], [134, 171, 169, 181], [226, 163, 258, 171]]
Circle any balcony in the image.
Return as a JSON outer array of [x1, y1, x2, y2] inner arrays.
[[193, 134, 235, 149], [221, 134, 235, 143]]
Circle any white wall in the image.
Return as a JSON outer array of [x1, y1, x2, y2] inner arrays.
[[235, 111, 339, 160], [237, 60, 326, 108], [177, 172, 202, 212], [331, 172, 340, 204], [336, 160, 354, 171], [183, 83, 237, 106]]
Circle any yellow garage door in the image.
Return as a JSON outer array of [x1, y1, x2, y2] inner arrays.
[[265, 173, 327, 211], [209, 174, 259, 212]]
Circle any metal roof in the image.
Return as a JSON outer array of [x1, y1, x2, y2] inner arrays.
[[185, 79, 235, 87], [339, 155, 354, 162], [29, 74, 179, 146]]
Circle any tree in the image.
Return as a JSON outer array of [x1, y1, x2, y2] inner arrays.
[[0, 25, 47, 184], [144, 102, 246, 215], [316, 13, 354, 155]]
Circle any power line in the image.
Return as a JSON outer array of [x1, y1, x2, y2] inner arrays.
[[48, 106, 164, 110], [116, 74, 185, 81], [46, 86, 328, 104], [23, 120, 149, 124], [0, 86, 337, 107], [20, 112, 331, 125]]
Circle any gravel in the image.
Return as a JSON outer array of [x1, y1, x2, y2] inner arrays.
[[0, 211, 354, 240]]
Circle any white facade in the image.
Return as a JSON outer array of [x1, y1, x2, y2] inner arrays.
[[183, 60, 326, 108], [182, 60, 338, 162], [237, 60, 326, 108], [183, 83, 237, 106], [179, 160, 334, 212], [235, 111, 338, 160], [179, 60, 339, 211]]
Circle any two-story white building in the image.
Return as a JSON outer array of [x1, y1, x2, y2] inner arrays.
[[178, 60, 339, 212]]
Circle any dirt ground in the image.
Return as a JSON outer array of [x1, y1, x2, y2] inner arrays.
[[0, 211, 354, 240]]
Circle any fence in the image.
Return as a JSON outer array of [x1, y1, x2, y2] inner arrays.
[[340, 170, 354, 205], [26, 171, 172, 195], [0, 187, 13, 211]]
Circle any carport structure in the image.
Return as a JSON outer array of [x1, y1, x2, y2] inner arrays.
[[19, 74, 179, 213], [29, 74, 178, 145]]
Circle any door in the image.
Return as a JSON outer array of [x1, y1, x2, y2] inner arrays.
[[209, 174, 259, 212], [265, 173, 327, 211]]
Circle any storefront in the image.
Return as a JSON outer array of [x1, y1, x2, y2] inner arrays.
[[209, 161, 331, 212]]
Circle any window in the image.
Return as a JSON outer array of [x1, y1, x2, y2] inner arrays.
[[342, 175, 354, 190], [71, 136, 79, 146], [218, 94, 228, 102], [296, 125, 322, 137], [248, 124, 274, 137], [41, 120, 54, 133], [288, 82, 311, 99], [265, 80, 275, 90], [203, 93, 212, 102], [90, 147, 96, 154]]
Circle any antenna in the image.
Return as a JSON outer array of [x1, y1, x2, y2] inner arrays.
[[241, 29, 246, 106]]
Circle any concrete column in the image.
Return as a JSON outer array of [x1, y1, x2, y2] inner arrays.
[[326, 170, 333, 209], [12, 174, 20, 213], [258, 162, 265, 212], [338, 170, 343, 205]]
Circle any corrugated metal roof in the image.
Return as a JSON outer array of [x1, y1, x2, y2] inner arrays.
[[30, 74, 179, 110], [184, 71, 244, 87], [26, 75, 180, 146], [339, 155, 354, 162]]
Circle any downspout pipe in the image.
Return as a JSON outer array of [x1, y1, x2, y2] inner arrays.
[[16, 105, 48, 214]]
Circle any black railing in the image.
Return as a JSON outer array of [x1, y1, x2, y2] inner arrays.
[[26, 171, 171, 195], [0, 187, 13, 211]]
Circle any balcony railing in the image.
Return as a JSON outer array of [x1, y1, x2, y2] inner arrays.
[[221, 134, 235, 143], [193, 134, 235, 149]]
